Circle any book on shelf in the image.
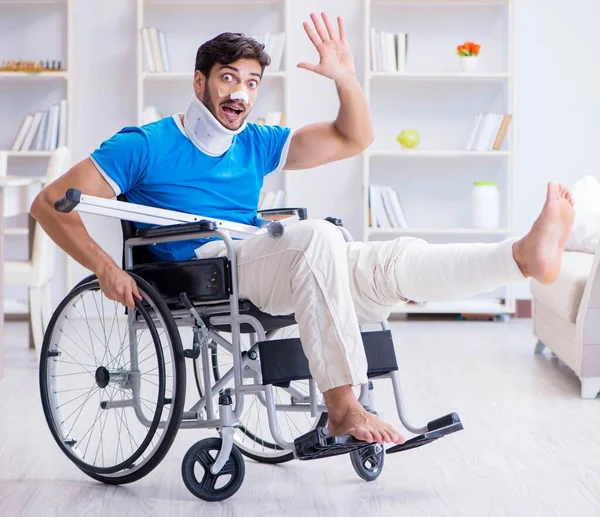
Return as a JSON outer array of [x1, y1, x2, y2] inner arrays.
[[464, 112, 511, 151], [251, 32, 285, 72], [11, 100, 67, 152], [258, 189, 285, 210], [369, 184, 408, 229], [255, 111, 284, 126], [370, 28, 408, 73], [141, 27, 171, 73]]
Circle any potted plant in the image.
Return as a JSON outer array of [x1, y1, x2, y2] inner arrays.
[[457, 41, 480, 73]]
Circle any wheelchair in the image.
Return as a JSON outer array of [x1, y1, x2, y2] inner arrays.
[[38, 189, 463, 502]]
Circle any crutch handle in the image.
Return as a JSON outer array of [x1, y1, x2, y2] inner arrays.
[[55, 188, 82, 213]]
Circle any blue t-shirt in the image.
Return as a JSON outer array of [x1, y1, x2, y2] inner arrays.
[[90, 115, 292, 262]]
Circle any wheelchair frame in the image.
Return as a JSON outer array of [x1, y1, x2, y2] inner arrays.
[[49, 188, 464, 501]]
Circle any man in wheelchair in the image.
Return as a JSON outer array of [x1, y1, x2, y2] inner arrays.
[[32, 12, 574, 449]]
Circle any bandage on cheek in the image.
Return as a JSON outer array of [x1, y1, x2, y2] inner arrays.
[[218, 84, 250, 104]]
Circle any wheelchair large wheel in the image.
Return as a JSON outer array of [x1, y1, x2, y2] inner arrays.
[[193, 324, 327, 464], [39, 274, 186, 484]]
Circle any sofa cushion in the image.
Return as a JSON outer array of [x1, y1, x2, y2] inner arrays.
[[530, 251, 595, 323]]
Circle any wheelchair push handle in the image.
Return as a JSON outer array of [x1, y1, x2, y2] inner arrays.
[[55, 188, 82, 213]]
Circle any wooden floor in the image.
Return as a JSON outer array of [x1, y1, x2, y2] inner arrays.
[[1, 317, 600, 517]]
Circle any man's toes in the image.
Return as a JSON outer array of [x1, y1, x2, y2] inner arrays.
[[381, 430, 394, 443], [559, 183, 567, 196], [387, 428, 404, 443], [370, 430, 384, 443], [356, 429, 374, 443], [547, 181, 560, 199]]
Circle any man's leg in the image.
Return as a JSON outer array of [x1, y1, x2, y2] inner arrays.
[[346, 181, 575, 322], [233, 219, 403, 444]]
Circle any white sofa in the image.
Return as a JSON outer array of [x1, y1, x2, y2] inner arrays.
[[531, 246, 600, 398]]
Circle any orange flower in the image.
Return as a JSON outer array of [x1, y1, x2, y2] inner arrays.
[[457, 41, 480, 56]]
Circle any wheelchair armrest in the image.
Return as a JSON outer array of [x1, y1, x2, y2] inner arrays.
[[325, 216, 344, 227], [257, 207, 307, 220], [135, 220, 218, 239]]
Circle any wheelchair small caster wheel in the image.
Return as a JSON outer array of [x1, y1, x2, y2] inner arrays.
[[350, 443, 385, 482], [181, 437, 245, 501]]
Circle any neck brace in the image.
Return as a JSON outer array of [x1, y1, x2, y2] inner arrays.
[[183, 95, 246, 156]]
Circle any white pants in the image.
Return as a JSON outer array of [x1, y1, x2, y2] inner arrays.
[[198, 220, 525, 392]]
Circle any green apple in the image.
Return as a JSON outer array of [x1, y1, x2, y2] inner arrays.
[[396, 129, 420, 148]]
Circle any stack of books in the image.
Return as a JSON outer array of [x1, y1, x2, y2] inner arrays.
[[141, 30, 285, 74], [11, 100, 68, 152], [464, 113, 512, 151], [368, 184, 408, 229], [370, 28, 408, 72], [141, 27, 171, 73]]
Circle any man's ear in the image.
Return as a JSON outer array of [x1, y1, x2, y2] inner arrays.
[[193, 70, 205, 96]]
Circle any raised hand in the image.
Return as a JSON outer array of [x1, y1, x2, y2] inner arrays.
[[297, 12, 355, 82]]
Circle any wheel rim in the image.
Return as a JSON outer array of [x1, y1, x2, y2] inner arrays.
[[40, 281, 180, 477], [192, 324, 325, 459]]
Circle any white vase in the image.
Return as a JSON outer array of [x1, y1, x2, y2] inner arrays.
[[459, 55, 478, 73]]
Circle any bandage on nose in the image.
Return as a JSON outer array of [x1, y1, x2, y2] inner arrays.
[[230, 89, 249, 104], [218, 84, 250, 104]]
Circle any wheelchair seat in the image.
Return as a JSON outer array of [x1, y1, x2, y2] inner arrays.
[[117, 195, 297, 334]]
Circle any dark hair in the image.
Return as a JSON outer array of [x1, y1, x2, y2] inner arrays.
[[194, 32, 271, 77]]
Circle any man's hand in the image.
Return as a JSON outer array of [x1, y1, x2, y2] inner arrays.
[[298, 12, 355, 82], [97, 262, 142, 309]]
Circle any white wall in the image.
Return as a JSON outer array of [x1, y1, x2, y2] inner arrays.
[[512, 0, 600, 297], [48, 0, 600, 301]]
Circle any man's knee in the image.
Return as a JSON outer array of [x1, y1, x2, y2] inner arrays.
[[290, 219, 346, 250]]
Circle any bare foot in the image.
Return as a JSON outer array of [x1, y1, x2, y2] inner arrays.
[[513, 181, 575, 284], [328, 406, 405, 444], [323, 385, 405, 444]]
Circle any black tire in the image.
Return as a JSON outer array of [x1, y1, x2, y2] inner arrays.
[[181, 438, 245, 502], [39, 274, 186, 485], [350, 444, 385, 482]]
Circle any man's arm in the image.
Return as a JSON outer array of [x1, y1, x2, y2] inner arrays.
[[30, 158, 141, 307], [284, 13, 374, 170]]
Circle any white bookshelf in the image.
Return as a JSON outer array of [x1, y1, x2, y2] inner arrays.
[[0, 0, 74, 301], [363, 0, 515, 316], [0, 0, 74, 164], [135, 0, 291, 195]]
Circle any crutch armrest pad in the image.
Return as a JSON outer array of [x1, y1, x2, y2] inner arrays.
[[54, 188, 81, 213]]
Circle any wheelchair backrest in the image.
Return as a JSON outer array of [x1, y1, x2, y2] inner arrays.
[[117, 194, 155, 268]]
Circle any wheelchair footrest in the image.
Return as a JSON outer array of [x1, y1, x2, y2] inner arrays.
[[294, 427, 372, 461], [386, 414, 464, 454]]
